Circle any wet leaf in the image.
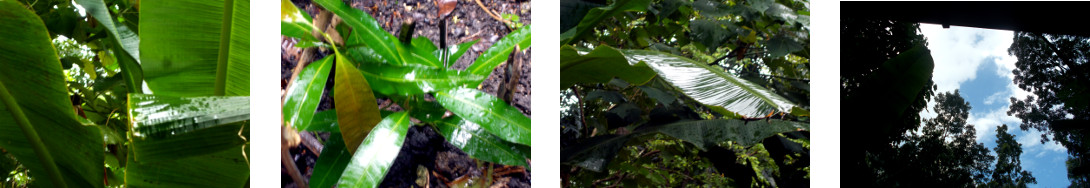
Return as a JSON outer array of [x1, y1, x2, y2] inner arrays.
[[409, 37, 443, 67], [357, 63, 485, 96], [333, 53, 383, 153], [337, 112, 413, 188], [437, 117, 530, 167], [283, 56, 334, 131], [315, 0, 409, 65], [559, 45, 656, 89], [128, 94, 249, 162], [0, 2, 104, 186], [435, 88, 531, 146], [466, 25, 531, 76], [310, 134, 351, 188], [443, 39, 479, 64], [308, 110, 342, 132]]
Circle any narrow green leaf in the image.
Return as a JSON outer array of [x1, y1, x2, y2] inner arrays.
[[283, 56, 334, 130], [125, 146, 250, 187], [444, 39, 479, 64], [559, 45, 656, 89], [308, 110, 342, 132], [337, 112, 413, 188], [0, 2, 104, 187], [315, 0, 407, 65], [561, 0, 650, 45], [435, 88, 531, 146], [618, 49, 797, 118], [281, 0, 319, 42], [357, 63, 485, 96], [128, 94, 249, 162], [310, 134, 352, 188], [410, 36, 442, 67], [466, 25, 532, 76], [334, 53, 383, 153], [437, 117, 531, 167]]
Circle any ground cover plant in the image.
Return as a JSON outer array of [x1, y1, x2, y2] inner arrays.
[[0, 0, 250, 187], [559, 0, 810, 187], [280, 0, 531, 187]]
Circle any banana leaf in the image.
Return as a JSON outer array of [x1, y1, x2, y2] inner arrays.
[[0, 1, 105, 187], [141, 0, 250, 97]]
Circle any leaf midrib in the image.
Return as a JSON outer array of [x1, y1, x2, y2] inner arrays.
[[438, 91, 529, 141]]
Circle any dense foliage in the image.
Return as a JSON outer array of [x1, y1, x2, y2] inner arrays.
[[0, 0, 251, 187], [1008, 31, 1090, 185], [560, 0, 810, 187], [281, 0, 531, 187]]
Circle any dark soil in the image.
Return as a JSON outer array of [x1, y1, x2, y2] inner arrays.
[[281, 0, 531, 187]]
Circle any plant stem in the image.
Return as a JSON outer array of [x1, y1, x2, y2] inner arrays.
[[213, 0, 235, 96], [0, 80, 67, 188]]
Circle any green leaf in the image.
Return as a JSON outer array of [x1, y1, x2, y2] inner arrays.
[[435, 88, 531, 146], [0, 2, 104, 187], [280, 0, 318, 42], [466, 25, 532, 76], [444, 39, 479, 64], [690, 20, 735, 51], [872, 45, 935, 121], [334, 53, 383, 153], [125, 146, 250, 187], [74, 0, 144, 93], [141, 0, 249, 97], [638, 119, 809, 150], [283, 56, 334, 131], [357, 63, 485, 96], [437, 117, 531, 167], [308, 110, 342, 132], [560, 134, 633, 172], [406, 97, 447, 124], [337, 112, 413, 188], [315, 0, 408, 65], [128, 94, 249, 162], [766, 34, 804, 57], [409, 36, 442, 67], [618, 49, 797, 118], [559, 45, 656, 89], [310, 134, 352, 188], [562, 0, 650, 45]]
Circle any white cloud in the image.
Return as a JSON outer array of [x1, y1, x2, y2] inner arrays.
[[983, 90, 1008, 105], [919, 24, 1015, 92], [968, 107, 1022, 142], [1018, 128, 1068, 153]]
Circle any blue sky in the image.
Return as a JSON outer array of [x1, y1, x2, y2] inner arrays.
[[919, 24, 1069, 187]]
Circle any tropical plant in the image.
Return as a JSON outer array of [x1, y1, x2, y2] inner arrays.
[[560, 0, 809, 186], [0, 0, 250, 187], [280, 0, 531, 187]]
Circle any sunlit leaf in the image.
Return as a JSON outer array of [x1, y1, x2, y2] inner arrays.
[[128, 94, 249, 162], [435, 88, 531, 146], [283, 56, 333, 131], [436, 117, 531, 167], [333, 53, 383, 153], [465, 25, 531, 76], [0, 2, 104, 187], [357, 63, 485, 96], [337, 112, 413, 188]]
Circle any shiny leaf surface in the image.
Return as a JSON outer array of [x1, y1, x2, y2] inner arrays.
[[310, 134, 351, 188], [283, 56, 334, 130], [128, 94, 249, 162], [559, 45, 656, 89], [445, 39, 479, 64], [0, 2, 104, 186], [619, 49, 797, 118], [466, 25, 532, 76], [435, 88, 531, 146], [437, 117, 531, 167], [357, 63, 485, 96], [337, 112, 413, 188], [334, 53, 383, 153], [307, 110, 342, 132], [315, 0, 408, 65]]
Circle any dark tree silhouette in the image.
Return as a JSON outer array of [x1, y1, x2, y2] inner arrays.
[[989, 124, 1036, 187], [884, 90, 994, 187], [1007, 31, 1090, 183]]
